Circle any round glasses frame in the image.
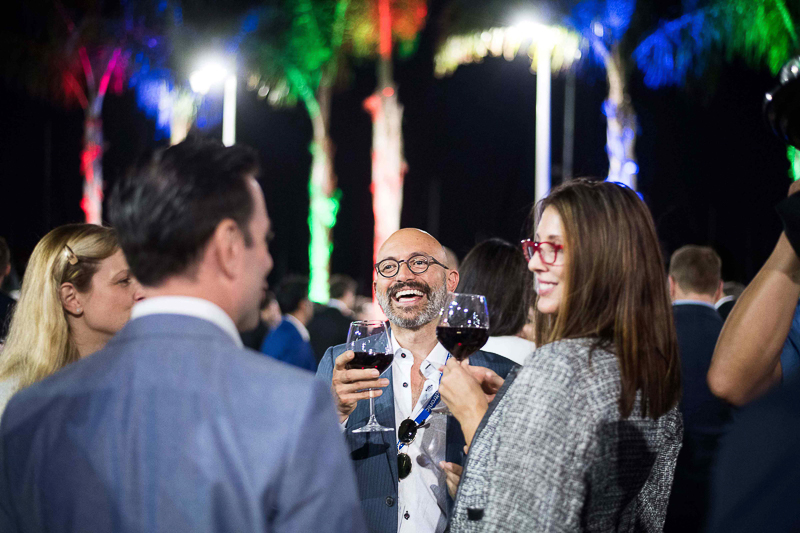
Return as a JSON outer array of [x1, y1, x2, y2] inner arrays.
[[374, 254, 449, 278], [520, 239, 565, 266]]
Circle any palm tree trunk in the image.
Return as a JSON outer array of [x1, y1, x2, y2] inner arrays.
[[81, 97, 104, 224], [366, 0, 406, 273], [365, 56, 405, 269], [603, 45, 638, 189], [307, 83, 339, 302]]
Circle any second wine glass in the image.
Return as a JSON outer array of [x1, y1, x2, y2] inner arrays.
[[346, 320, 394, 433], [436, 292, 490, 361]]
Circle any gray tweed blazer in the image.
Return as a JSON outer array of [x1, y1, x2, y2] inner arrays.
[[450, 338, 683, 532]]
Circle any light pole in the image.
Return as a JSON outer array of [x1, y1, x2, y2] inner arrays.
[[190, 59, 237, 146], [515, 20, 555, 203]]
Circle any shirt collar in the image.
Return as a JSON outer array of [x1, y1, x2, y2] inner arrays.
[[283, 314, 310, 341], [327, 299, 353, 315], [131, 296, 243, 347], [715, 295, 735, 309], [673, 299, 717, 310], [390, 331, 449, 378]]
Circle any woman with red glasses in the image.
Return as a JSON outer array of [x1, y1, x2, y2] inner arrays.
[[440, 179, 682, 532]]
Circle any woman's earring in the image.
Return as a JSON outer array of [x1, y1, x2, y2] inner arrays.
[[76, 307, 82, 314]]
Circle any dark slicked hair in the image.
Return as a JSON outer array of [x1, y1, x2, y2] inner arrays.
[[457, 238, 532, 337], [275, 275, 310, 315], [109, 138, 260, 287]]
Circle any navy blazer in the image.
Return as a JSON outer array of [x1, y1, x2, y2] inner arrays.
[[0, 314, 366, 533], [316, 344, 516, 533], [665, 303, 731, 533], [261, 317, 317, 372]]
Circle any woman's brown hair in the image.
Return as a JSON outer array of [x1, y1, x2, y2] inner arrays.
[[532, 179, 680, 419]]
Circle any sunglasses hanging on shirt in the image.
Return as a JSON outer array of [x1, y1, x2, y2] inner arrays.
[[396, 354, 450, 480]]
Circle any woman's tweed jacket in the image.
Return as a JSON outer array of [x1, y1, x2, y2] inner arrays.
[[450, 338, 683, 532]]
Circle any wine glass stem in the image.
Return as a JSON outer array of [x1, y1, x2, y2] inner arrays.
[[368, 394, 377, 423]]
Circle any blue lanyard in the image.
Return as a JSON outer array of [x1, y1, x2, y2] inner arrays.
[[397, 353, 450, 452]]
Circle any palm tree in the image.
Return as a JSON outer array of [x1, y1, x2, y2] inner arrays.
[[435, 0, 671, 191], [347, 0, 428, 276], [245, 0, 351, 302], [634, 0, 800, 177], [0, 0, 177, 223]]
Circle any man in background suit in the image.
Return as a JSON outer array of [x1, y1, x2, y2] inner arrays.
[[664, 245, 731, 533], [0, 139, 365, 533], [261, 275, 317, 371], [317, 228, 515, 533], [308, 273, 357, 363]]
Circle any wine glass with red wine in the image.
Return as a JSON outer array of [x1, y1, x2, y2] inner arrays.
[[436, 293, 490, 361], [346, 320, 394, 433]]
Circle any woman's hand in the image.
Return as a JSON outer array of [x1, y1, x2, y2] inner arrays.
[[440, 461, 463, 499], [439, 358, 492, 447]]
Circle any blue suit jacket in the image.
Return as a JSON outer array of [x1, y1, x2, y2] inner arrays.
[[261, 318, 317, 372], [0, 314, 366, 533], [316, 343, 516, 533], [665, 303, 731, 533]]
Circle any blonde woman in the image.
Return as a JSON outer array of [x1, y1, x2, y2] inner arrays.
[[0, 224, 144, 413]]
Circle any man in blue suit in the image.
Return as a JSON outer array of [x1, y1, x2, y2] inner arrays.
[[0, 139, 366, 533], [664, 245, 731, 533], [261, 275, 317, 371], [317, 228, 515, 533]]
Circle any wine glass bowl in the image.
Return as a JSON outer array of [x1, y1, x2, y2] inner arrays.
[[436, 293, 490, 361], [346, 320, 394, 433]]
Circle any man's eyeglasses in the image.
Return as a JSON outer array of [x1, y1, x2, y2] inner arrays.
[[375, 254, 449, 279], [520, 240, 565, 266]]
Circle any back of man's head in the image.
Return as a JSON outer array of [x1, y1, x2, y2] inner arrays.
[[276, 275, 310, 315], [329, 274, 357, 301], [0, 236, 10, 282], [669, 245, 722, 296], [109, 138, 259, 287]]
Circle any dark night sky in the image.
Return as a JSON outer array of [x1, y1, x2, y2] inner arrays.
[[0, 1, 792, 296]]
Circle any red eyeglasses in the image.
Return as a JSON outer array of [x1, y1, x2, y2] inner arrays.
[[520, 239, 564, 265]]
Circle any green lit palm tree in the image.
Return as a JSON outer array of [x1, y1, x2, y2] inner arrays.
[[244, 0, 350, 302], [245, 0, 427, 302]]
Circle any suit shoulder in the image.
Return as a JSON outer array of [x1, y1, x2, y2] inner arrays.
[[471, 349, 518, 376]]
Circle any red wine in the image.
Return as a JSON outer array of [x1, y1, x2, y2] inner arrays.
[[346, 351, 393, 374], [436, 326, 490, 361]]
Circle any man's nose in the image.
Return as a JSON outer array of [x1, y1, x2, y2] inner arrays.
[[395, 261, 417, 281]]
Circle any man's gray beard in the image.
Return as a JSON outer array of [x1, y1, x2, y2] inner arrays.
[[377, 282, 448, 330]]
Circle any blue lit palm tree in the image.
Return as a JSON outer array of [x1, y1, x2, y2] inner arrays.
[[634, 0, 800, 176]]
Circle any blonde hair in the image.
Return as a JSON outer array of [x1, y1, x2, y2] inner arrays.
[[0, 224, 118, 389]]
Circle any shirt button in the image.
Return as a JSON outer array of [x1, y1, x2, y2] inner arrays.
[[385, 496, 395, 507], [404, 511, 410, 520], [403, 382, 408, 388]]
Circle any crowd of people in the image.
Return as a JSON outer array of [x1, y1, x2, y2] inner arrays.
[[0, 136, 799, 532]]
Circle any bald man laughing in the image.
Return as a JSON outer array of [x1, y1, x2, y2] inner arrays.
[[316, 229, 516, 533]]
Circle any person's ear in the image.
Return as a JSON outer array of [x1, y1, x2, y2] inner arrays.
[[446, 269, 459, 292], [211, 219, 245, 279], [668, 276, 677, 301], [59, 283, 83, 316], [714, 280, 724, 302]]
